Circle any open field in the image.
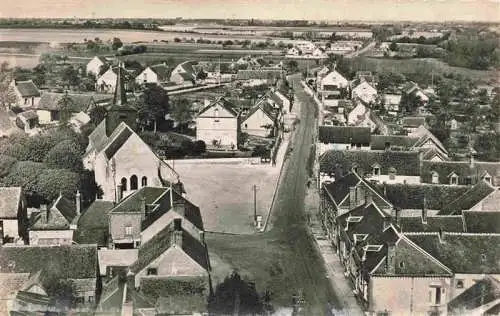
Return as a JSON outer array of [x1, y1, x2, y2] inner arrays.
[[353, 57, 498, 82], [173, 162, 280, 234]]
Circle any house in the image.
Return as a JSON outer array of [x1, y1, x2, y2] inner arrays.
[[383, 94, 402, 115], [169, 61, 199, 85], [448, 276, 500, 315], [346, 103, 382, 133], [269, 90, 291, 112], [241, 98, 280, 137], [421, 159, 500, 186], [319, 149, 422, 185], [351, 80, 377, 105], [96, 66, 133, 93], [74, 200, 115, 247], [294, 41, 316, 54], [286, 47, 301, 56], [9, 80, 41, 108], [437, 180, 500, 215], [312, 47, 327, 58], [402, 116, 427, 133], [196, 96, 239, 148], [84, 66, 178, 201], [318, 126, 371, 154], [0, 244, 99, 305], [35, 92, 110, 124], [319, 69, 349, 102], [28, 192, 81, 245], [107, 186, 203, 249], [15, 110, 39, 133], [135, 63, 169, 85], [235, 69, 283, 86], [86, 56, 108, 76], [403, 81, 430, 104], [0, 187, 28, 244]]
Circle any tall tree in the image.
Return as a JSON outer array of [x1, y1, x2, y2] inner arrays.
[[135, 85, 169, 133], [170, 98, 193, 133], [57, 92, 74, 125], [0, 62, 16, 109]]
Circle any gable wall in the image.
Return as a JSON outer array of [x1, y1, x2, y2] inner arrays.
[[109, 213, 142, 242], [86, 58, 104, 76], [29, 229, 73, 246], [136, 68, 159, 84], [140, 211, 201, 245], [471, 190, 500, 211], [241, 108, 274, 137]]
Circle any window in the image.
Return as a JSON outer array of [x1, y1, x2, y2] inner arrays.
[[125, 226, 133, 236], [385, 142, 391, 150], [121, 177, 127, 191], [465, 177, 472, 185], [455, 279, 464, 289], [51, 111, 60, 121], [450, 176, 458, 185], [484, 176, 492, 184], [214, 108, 219, 122], [244, 123, 248, 129], [130, 175, 138, 190], [24, 98, 28, 105], [389, 167, 397, 180], [147, 268, 157, 275], [141, 176, 148, 187], [135, 241, 141, 248], [429, 286, 442, 305], [431, 172, 439, 184], [88, 296, 94, 303], [399, 261, 405, 268], [373, 165, 381, 176]]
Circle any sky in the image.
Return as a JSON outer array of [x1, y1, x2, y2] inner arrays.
[[1, 0, 499, 22]]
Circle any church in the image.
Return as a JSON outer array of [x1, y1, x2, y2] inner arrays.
[[83, 63, 178, 201]]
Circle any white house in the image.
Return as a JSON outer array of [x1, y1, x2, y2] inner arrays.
[[135, 63, 169, 85], [319, 70, 349, 92], [169, 61, 198, 85], [97, 68, 118, 93], [295, 41, 316, 54], [196, 97, 239, 149], [241, 99, 279, 137], [352, 81, 377, 105], [86, 56, 108, 76], [286, 47, 301, 56], [9, 80, 41, 108]]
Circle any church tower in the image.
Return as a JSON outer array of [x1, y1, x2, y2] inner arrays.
[[105, 62, 138, 136]]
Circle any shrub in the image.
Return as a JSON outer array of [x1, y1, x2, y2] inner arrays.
[[192, 140, 206, 155], [0, 155, 18, 178], [44, 140, 83, 171]]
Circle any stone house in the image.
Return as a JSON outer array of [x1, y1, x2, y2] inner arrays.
[[0, 187, 28, 244], [196, 96, 239, 148], [9, 80, 41, 108]]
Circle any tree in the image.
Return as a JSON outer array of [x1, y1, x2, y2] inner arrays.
[[44, 140, 83, 171], [112, 37, 123, 50], [389, 42, 398, 52], [170, 98, 193, 133], [37, 168, 80, 203], [192, 140, 206, 155], [0, 62, 16, 108], [57, 92, 74, 125], [135, 85, 169, 132], [1, 161, 44, 204], [32, 64, 47, 87], [285, 60, 298, 73], [0, 154, 18, 178], [61, 66, 80, 88], [89, 106, 107, 125], [475, 132, 500, 161]]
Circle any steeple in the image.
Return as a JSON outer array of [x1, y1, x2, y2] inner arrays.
[[112, 62, 127, 106]]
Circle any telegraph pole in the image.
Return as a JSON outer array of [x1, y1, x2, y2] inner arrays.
[[253, 185, 257, 224]]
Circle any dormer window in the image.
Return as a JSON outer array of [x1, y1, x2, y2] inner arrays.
[[483, 172, 492, 184], [214, 108, 219, 122], [431, 171, 439, 184], [372, 164, 381, 176], [352, 164, 359, 173], [147, 268, 157, 275], [448, 172, 459, 185], [388, 167, 397, 180]]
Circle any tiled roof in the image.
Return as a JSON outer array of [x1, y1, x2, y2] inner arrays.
[[320, 149, 421, 176], [36, 92, 95, 112], [0, 187, 22, 218], [370, 135, 419, 150], [399, 215, 464, 233], [31, 194, 77, 230], [421, 160, 500, 186], [243, 99, 278, 123], [103, 123, 134, 159], [448, 276, 500, 313], [318, 126, 371, 145], [198, 96, 239, 117], [87, 119, 108, 154], [74, 200, 114, 246], [438, 180, 496, 215], [0, 244, 98, 280], [111, 187, 168, 214], [96, 275, 125, 313], [13, 80, 40, 97], [149, 64, 170, 81], [463, 211, 500, 233], [236, 69, 282, 80], [402, 116, 426, 128], [323, 173, 362, 204], [407, 233, 500, 274], [377, 183, 469, 210], [95, 56, 108, 64]]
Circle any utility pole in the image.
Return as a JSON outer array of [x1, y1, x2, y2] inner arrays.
[[253, 185, 257, 224]]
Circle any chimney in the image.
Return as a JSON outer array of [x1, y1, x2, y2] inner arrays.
[[172, 200, 185, 217], [391, 207, 401, 225], [386, 242, 396, 274], [349, 187, 356, 209], [116, 184, 123, 204], [421, 196, 427, 223], [40, 204, 48, 223], [75, 190, 81, 215], [172, 218, 183, 248], [140, 196, 146, 219]]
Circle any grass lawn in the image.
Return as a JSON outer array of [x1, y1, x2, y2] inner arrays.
[[174, 162, 280, 234], [353, 57, 497, 82]]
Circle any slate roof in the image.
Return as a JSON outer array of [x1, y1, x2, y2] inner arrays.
[[31, 194, 77, 230], [376, 183, 469, 211], [323, 172, 362, 204], [370, 135, 419, 150], [320, 150, 421, 176], [96, 275, 125, 313], [318, 126, 371, 145], [149, 64, 170, 81], [103, 122, 134, 160], [74, 200, 115, 246], [87, 119, 109, 154], [438, 180, 496, 215], [399, 215, 464, 233], [36, 92, 95, 112], [0, 187, 22, 219], [448, 276, 500, 313], [129, 222, 209, 274], [421, 160, 500, 186], [463, 211, 500, 233], [243, 99, 278, 123], [13, 80, 40, 97], [402, 116, 426, 128], [407, 233, 500, 274], [0, 244, 98, 280], [236, 69, 282, 81], [198, 96, 239, 117]]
